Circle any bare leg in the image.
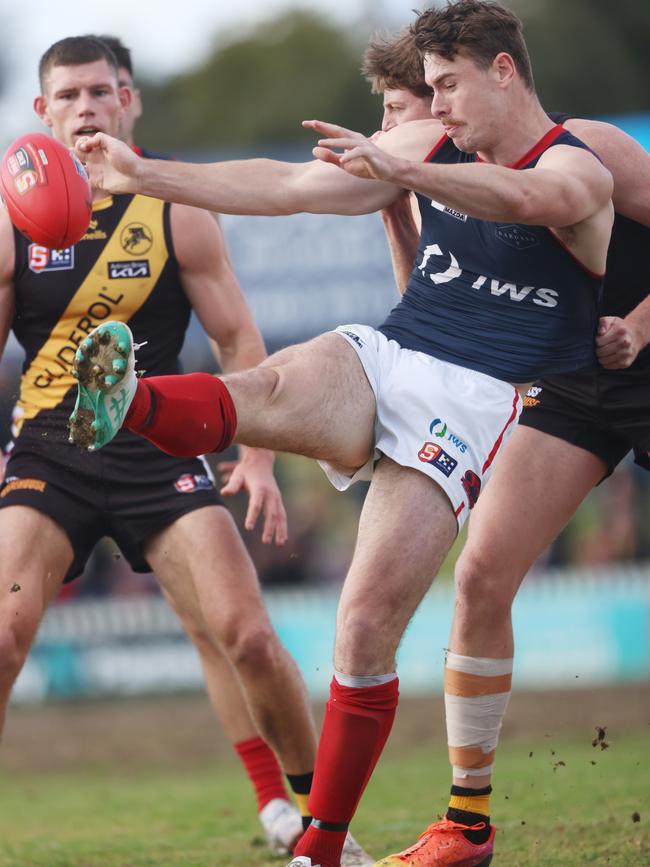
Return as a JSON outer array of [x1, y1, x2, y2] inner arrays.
[[225, 334, 377, 472], [295, 458, 458, 867], [144, 506, 317, 775], [0, 507, 71, 733], [447, 426, 607, 787]]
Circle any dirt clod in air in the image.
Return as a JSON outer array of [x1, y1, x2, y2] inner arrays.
[[592, 726, 609, 751]]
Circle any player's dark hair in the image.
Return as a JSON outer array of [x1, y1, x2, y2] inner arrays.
[[39, 36, 119, 91], [93, 35, 134, 78], [362, 29, 432, 98], [413, 0, 535, 91]]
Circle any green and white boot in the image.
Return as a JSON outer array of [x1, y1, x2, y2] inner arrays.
[[68, 321, 139, 451]]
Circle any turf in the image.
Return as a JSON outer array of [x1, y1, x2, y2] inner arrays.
[[0, 729, 647, 866]]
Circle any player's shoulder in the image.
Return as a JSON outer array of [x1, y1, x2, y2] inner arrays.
[[376, 119, 445, 161], [562, 118, 649, 164]]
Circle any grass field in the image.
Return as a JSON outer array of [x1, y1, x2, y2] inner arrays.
[[1, 693, 648, 867]]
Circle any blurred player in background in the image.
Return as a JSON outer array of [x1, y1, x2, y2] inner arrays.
[[0, 34, 319, 859], [72, 2, 615, 865], [361, 29, 432, 294], [359, 21, 650, 867]]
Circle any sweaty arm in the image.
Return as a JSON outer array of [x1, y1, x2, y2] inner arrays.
[[564, 119, 650, 367]]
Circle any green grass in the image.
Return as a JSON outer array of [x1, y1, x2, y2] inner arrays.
[[0, 730, 648, 866]]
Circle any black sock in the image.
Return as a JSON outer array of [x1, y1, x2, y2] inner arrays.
[[446, 784, 492, 844], [286, 772, 314, 832]]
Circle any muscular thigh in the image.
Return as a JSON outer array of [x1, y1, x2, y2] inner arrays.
[[463, 424, 607, 578], [144, 505, 271, 629], [226, 333, 377, 471]]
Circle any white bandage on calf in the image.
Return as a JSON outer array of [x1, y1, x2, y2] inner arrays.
[[444, 651, 513, 778]]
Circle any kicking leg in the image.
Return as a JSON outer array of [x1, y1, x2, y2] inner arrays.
[[70, 323, 376, 471]]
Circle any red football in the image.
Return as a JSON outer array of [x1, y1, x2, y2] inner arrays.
[[0, 132, 92, 249]]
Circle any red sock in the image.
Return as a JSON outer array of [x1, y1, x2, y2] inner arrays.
[[294, 676, 399, 867], [234, 736, 289, 812], [125, 373, 236, 457]]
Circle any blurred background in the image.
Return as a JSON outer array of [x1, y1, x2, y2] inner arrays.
[[0, 0, 649, 705]]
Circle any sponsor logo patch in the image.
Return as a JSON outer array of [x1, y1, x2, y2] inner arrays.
[[108, 260, 151, 279], [522, 386, 542, 408], [120, 222, 153, 255], [429, 418, 468, 454], [495, 224, 540, 250], [418, 442, 458, 477], [430, 199, 467, 222], [1, 477, 47, 498], [82, 218, 108, 241], [174, 473, 214, 494], [28, 244, 74, 273], [15, 169, 38, 196], [461, 470, 482, 509]]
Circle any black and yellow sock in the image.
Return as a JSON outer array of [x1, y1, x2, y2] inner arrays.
[[446, 784, 492, 844], [287, 772, 314, 832]]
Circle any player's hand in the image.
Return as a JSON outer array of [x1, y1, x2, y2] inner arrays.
[[218, 448, 288, 546], [596, 315, 642, 369], [303, 119, 400, 182], [74, 133, 140, 194]]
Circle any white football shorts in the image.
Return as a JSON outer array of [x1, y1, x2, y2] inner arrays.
[[319, 324, 522, 530]]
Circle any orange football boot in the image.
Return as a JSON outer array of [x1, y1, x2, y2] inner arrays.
[[374, 819, 495, 867]]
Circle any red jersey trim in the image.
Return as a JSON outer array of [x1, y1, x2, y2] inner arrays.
[[475, 124, 565, 169], [424, 133, 449, 163], [482, 391, 521, 475], [131, 144, 143, 157]]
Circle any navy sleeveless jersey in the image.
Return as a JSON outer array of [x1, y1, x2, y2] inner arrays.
[[379, 125, 603, 383], [551, 112, 650, 371]]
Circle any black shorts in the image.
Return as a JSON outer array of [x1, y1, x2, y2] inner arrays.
[[0, 423, 222, 581], [519, 366, 650, 477]]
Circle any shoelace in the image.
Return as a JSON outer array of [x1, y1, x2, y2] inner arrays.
[[401, 819, 488, 856]]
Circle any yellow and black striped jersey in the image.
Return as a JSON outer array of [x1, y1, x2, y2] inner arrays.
[[11, 193, 191, 441]]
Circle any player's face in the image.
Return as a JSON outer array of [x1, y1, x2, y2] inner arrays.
[[381, 88, 433, 132], [117, 66, 143, 145], [34, 59, 131, 148], [424, 50, 505, 153]]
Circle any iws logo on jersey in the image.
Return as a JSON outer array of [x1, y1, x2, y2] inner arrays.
[[108, 260, 151, 279], [174, 473, 214, 494], [120, 222, 153, 255], [430, 199, 467, 222], [495, 224, 539, 250], [28, 244, 74, 273], [418, 244, 462, 285], [418, 442, 458, 477], [429, 418, 468, 454], [461, 470, 481, 509]]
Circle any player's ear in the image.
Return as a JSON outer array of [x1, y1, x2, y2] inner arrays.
[[492, 52, 516, 88], [118, 85, 133, 111], [33, 95, 52, 127]]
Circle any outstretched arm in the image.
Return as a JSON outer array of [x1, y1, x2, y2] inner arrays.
[[171, 203, 288, 545], [75, 132, 400, 217]]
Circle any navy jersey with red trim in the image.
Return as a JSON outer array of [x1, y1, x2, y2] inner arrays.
[[380, 125, 603, 383], [11, 193, 191, 443], [551, 112, 650, 371]]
